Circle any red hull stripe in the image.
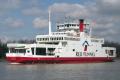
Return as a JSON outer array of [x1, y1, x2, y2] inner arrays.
[[6, 56, 114, 64]]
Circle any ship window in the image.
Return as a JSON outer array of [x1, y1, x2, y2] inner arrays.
[[10, 48, 26, 53], [109, 50, 114, 56], [61, 37, 62, 40], [73, 49, 75, 51], [31, 48, 34, 55], [37, 38, 39, 41], [59, 37, 62, 40], [45, 38, 47, 40], [67, 24, 69, 27], [59, 37, 60, 40], [72, 24, 76, 26], [60, 37, 62, 40], [39, 38, 41, 41], [105, 50, 107, 54], [51, 38, 53, 40], [36, 48, 46, 55], [19, 49, 26, 53], [57, 37, 59, 40], [62, 37, 63, 40], [57, 55, 59, 58], [47, 48, 55, 56], [62, 42, 67, 47], [27, 50, 30, 53], [101, 40, 103, 43]]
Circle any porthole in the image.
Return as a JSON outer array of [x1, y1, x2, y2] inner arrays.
[[73, 49, 75, 51], [27, 50, 30, 53]]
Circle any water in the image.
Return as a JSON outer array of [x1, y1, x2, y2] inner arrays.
[[0, 59, 120, 80]]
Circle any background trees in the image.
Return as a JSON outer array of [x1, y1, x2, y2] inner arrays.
[[0, 40, 8, 59]]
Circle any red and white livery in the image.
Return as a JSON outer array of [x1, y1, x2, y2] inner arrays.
[[6, 11, 116, 64]]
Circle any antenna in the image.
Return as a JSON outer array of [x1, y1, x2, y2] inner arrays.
[[49, 9, 51, 35], [89, 25, 92, 37], [89, 20, 95, 37]]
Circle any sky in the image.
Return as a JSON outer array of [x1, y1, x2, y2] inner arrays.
[[0, 0, 120, 43]]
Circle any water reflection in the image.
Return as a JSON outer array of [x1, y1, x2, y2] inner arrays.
[[0, 60, 120, 80]]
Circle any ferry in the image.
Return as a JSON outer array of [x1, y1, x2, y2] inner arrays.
[[6, 10, 116, 64]]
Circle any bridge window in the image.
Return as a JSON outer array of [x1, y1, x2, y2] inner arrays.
[[67, 24, 69, 27]]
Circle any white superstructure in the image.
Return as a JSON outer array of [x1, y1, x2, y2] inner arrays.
[[6, 12, 116, 63]]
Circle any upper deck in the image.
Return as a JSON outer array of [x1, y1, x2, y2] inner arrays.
[[36, 19, 104, 45]]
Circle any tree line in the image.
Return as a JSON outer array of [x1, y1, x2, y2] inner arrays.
[[0, 40, 8, 59], [0, 39, 120, 59]]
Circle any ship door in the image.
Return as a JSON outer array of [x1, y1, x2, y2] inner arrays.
[[82, 41, 89, 51], [84, 45, 87, 51]]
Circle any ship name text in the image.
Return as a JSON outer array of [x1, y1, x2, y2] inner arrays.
[[76, 52, 95, 56]]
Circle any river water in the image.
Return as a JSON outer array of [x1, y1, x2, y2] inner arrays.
[[0, 59, 120, 80]]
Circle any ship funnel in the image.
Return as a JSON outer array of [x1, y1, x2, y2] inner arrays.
[[79, 19, 84, 32]]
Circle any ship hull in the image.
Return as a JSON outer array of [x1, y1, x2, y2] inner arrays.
[[6, 56, 114, 64]]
